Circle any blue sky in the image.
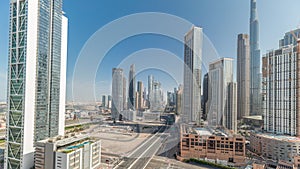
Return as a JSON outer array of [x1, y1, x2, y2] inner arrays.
[[1, 0, 300, 102]]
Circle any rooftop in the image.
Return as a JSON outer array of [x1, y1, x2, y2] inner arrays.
[[255, 132, 300, 143]]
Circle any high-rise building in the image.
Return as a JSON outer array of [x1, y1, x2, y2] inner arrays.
[[102, 95, 106, 108], [207, 58, 234, 128], [249, 0, 262, 116], [237, 34, 251, 120], [279, 28, 300, 48], [202, 73, 209, 120], [128, 64, 136, 110], [137, 81, 144, 110], [5, 1, 67, 168], [108, 95, 112, 109], [225, 82, 237, 133], [148, 75, 153, 103], [123, 77, 127, 110], [176, 85, 183, 115], [150, 81, 163, 111], [262, 32, 300, 136], [112, 68, 124, 121], [183, 26, 203, 124], [250, 29, 300, 164]]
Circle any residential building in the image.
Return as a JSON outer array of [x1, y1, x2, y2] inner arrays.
[[237, 34, 250, 120], [112, 68, 124, 121], [180, 125, 246, 167], [250, 0, 262, 116], [183, 26, 203, 124], [5, 1, 67, 168], [35, 134, 101, 169], [207, 58, 234, 128]]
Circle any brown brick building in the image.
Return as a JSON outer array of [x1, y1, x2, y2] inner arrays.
[[179, 125, 246, 166]]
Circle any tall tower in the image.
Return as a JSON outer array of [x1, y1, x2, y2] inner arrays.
[[112, 68, 124, 121], [148, 75, 153, 100], [5, 0, 67, 168], [237, 34, 250, 120], [207, 58, 234, 128], [262, 31, 300, 137], [128, 64, 136, 110], [123, 77, 127, 110], [249, 0, 261, 115], [183, 26, 203, 124], [137, 81, 144, 110]]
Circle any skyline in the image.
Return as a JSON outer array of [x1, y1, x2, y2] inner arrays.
[[1, 1, 300, 102]]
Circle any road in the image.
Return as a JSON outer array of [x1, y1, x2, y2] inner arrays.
[[114, 125, 168, 169]]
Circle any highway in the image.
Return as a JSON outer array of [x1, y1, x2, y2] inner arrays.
[[114, 125, 168, 169]]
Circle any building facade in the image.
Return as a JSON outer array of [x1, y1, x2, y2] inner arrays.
[[237, 34, 250, 120], [262, 38, 300, 136], [35, 134, 101, 169], [225, 82, 237, 133], [180, 125, 246, 166], [5, 1, 67, 168], [150, 81, 163, 111], [249, 0, 262, 116], [128, 64, 136, 110], [112, 68, 124, 121], [183, 26, 203, 124], [202, 73, 209, 120], [137, 81, 144, 110], [207, 58, 234, 128]]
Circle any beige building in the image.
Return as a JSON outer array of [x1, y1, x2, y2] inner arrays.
[[237, 34, 250, 120], [250, 132, 300, 163], [35, 134, 101, 169], [180, 125, 246, 167]]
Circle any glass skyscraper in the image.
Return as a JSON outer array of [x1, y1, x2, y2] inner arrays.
[[183, 26, 202, 124], [5, 0, 67, 168], [249, 0, 262, 116]]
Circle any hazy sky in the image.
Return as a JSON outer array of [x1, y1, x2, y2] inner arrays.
[[0, 0, 300, 102]]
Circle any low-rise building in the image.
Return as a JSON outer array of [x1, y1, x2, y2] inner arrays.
[[143, 111, 161, 122], [35, 134, 101, 169], [180, 124, 246, 167], [250, 132, 300, 163], [121, 110, 136, 121]]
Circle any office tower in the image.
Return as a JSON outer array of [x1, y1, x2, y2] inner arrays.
[[262, 32, 300, 136], [35, 134, 101, 169], [183, 26, 203, 124], [5, 1, 67, 168], [102, 95, 106, 107], [143, 87, 147, 107], [249, 0, 262, 116], [237, 34, 251, 120], [128, 64, 136, 110], [107, 95, 112, 109], [167, 91, 175, 106], [202, 73, 209, 120], [123, 77, 127, 110], [176, 85, 183, 115], [137, 81, 144, 110], [150, 81, 163, 111], [207, 58, 234, 128], [225, 82, 237, 133], [112, 68, 124, 121]]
